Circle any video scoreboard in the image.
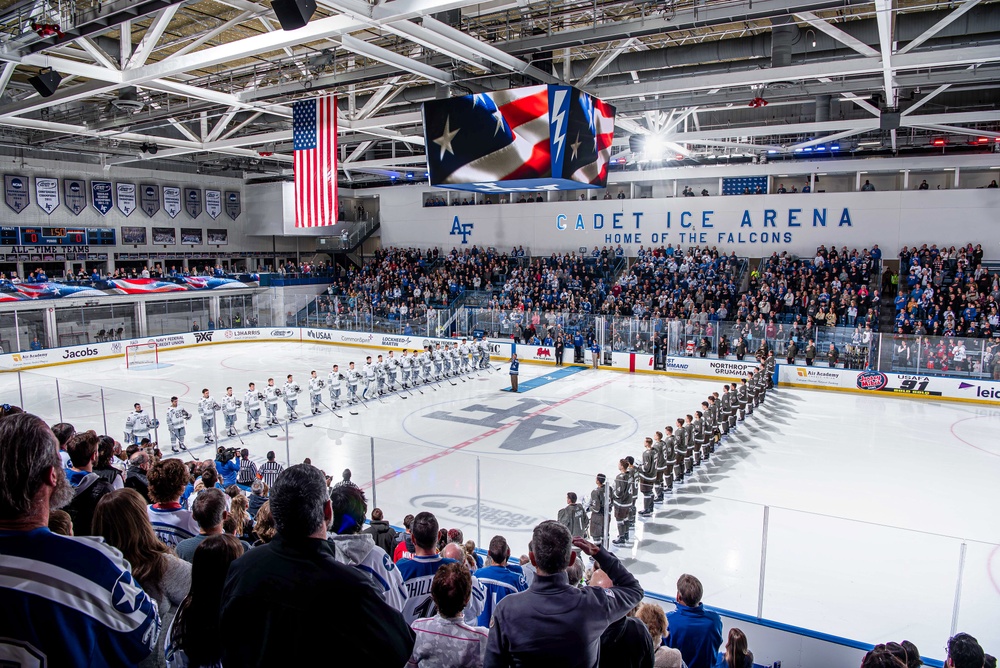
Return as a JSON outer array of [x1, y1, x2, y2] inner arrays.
[[0, 226, 117, 246]]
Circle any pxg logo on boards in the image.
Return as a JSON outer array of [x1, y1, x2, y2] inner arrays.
[[63, 347, 99, 360], [270, 329, 295, 338], [449, 216, 474, 244], [194, 332, 214, 343]]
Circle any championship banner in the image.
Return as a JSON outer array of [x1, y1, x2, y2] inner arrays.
[[205, 189, 222, 219], [35, 177, 59, 214], [225, 191, 241, 220], [116, 183, 137, 216], [91, 181, 113, 215], [421, 85, 616, 193], [140, 184, 160, 217], [184, 187, 202, 218], [163, 186, 181, 218], [64, 179, 86, 215], [4, 175, 29, 213]]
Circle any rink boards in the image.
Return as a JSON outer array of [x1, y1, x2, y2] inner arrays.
[[3, 326, 999, 406]]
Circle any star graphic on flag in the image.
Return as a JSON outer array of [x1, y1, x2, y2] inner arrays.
[[570, 132, 582, 161], [433, 115, 460, 160], [492, 108, 506, 137]]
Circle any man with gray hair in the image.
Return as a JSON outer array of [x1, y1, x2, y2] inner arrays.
[[484, 520, 643, 667], [0, 413, 160, 666], [221, 464, 414, 665], [124, 450, 151, 502]]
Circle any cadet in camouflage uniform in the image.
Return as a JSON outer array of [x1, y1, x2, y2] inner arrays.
[[611, 459, 634, 546], [638, 438, 656, 517], [589, 474, 607, 545]]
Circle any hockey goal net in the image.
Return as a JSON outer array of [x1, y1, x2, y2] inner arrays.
[[126, 342, 159, 368]]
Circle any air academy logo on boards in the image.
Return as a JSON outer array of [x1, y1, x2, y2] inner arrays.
[[409, 494, 542, 530], [857, 371, 888, 390], [422, 397, 622, 452], [449, 216, 473, 244], [193, 332, 214, 343]]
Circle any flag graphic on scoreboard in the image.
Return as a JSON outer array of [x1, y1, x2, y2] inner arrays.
[[423, 85, 551, 186], [560, 89, 616, 185], [293, 95, 338, 228]]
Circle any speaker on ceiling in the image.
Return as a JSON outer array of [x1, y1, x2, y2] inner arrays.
[[880, 108, 901, 132], [28, 69, 62, 98], [271, 0, 316, 30]]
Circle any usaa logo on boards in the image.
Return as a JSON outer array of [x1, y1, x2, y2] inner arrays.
[[857, 371, 888, 390], [307, 330, 333, 341], [449, 216, 473, 244]]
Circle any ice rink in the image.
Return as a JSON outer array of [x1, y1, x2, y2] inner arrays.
[[3, 339, 998, 661]]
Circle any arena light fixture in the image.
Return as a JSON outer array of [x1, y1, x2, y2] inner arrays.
[[931, 138, 946, 146]]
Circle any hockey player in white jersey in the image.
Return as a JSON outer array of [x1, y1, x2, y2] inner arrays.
[[328, 364, 344, 407], [421, 347, 433, 383], [374, 355, 387, 395], [346, 362, 361, 403], [244, 382, 263, 431], [221, 387, 242, 437], [124, 402, 157, 445], [432, 344, 444, 378], [459, 338, 471, 372], [362, 356, 377, 400], [264, 378, 281, 425], [400, 350, 413, 387], [308, 370, 324, 415], [283, 374, 300, 420], [166, 396, 191, 453], [198, 388, 220, 444], [385, 351, 400, 391]]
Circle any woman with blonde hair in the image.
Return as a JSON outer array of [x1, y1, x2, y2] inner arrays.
[[226, 493, 254, 542], [93, 488, 192, 668], [715, 628, 753, 668], [251, 500, 276, 546], [635, 603, 685, 667]]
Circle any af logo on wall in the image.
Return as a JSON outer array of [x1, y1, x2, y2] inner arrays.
[[449, 216, 473, 244]]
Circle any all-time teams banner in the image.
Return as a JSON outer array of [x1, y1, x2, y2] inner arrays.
[[422, 85, 616, 193], [380, 188, 1000, 260]]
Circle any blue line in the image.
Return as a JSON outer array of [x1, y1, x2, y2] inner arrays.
[[502, 365, 588, 393]]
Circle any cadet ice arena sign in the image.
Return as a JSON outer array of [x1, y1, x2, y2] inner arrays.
[[379, 189, 1000, 259]]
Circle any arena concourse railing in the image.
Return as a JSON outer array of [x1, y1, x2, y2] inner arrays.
[[1, 365, 993, 665]]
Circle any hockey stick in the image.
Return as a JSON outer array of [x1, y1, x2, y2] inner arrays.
[[318, 398, 343, 419]]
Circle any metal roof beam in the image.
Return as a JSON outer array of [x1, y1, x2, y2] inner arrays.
[[794, 12, 880, 58], [898, 0, 982, 55]]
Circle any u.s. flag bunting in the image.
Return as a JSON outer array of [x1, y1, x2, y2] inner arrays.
[[293, 95, 338, 228]]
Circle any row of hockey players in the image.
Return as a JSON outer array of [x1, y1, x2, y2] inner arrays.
[[584, 352, 776, 547], [126, 339, 496, 452]]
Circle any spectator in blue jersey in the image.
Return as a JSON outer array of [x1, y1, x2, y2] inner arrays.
[[220, 464, 414, 665], [665, 573, 723, 668], [573, 331, 585, 363], [147, 458, 199, 549], [484, 521, 644, 668], [328, 482, 408, 612], [474, 535, 528, 627], [398, 511, 486, 626], [0, 412, 160, 666], [51, 421, 74, 469]]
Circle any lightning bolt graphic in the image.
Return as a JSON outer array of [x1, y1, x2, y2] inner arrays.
[[551, 89, 569, 160]]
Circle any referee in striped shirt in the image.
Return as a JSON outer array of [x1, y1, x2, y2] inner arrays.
[[237, 448, 259, 491], [259, 451, 284, 489]]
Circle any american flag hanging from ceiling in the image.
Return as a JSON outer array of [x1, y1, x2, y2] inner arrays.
[[293, 95, 338, 228]]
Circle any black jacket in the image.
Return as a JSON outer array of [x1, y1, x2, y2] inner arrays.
[[124, 468, 150, 503], [66, 473, 114, 536], [598, 616, 654, 668], [221, 534, 414, 666], [362, 520, 398, 556]]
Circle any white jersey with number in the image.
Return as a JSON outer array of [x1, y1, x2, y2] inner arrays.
[[264, 385, 280, 404], [309, 377, 324, 396], [244, 390, 261, 412], [127, 411, 153, 439], [166, 406, 188, 430], [328, 371, 343, 389], [347, 369, 361, 387], [283, 382, 299, 400], [222, 395, 240, 416], [198, 397, 218, 418]]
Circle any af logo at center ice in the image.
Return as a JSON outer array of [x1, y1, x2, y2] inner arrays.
[[422, 397, 623, 452]]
